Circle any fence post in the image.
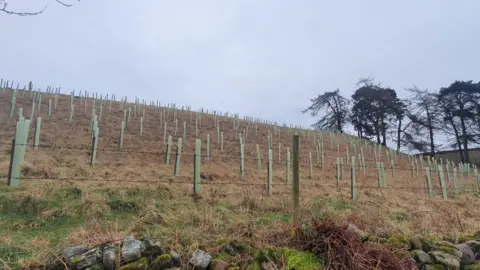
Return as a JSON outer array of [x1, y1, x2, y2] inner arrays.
[[336, 158, 340, 186], [194, 139, 201, 194], [286, 149, 291, 185], [351, 156, 356, 200], [426, 167, 433, 196], [69, 104, 75, 123], [377, 162, 382, 188], [206, 134, 210, 161], [119, 120, 125, 150], [453, 168, 459, 199], [34, 117, 42, 150], [165, 135, 172, 165], [220, 132, 224, 152], [90, 127, 99, 165], [256, 144, 262, 169], [240, 142, 245, 177], [438, 165, 447, 200], [292, 134, 300, 228], [308, 152, 313, 177], [163, 122, 167, 144], [267, 148, 273, 195], [174, 138, 183, 176]]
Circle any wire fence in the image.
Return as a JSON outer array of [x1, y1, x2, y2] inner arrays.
[[1, 87, 479, 203], [1, 139, 478, 203]]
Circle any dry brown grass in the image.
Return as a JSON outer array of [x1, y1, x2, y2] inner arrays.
[[0, 89, 479, 267]]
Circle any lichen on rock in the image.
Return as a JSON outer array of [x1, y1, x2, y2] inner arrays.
[[386, 234, 409, 249], [119, 257, 149, 270], [150, 253, 174, 270]]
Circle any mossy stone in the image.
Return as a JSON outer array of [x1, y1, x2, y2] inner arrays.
[[465, 264, 480, 270], [119, 257, 149, 270], [424, 264, 447, 270], [459, 233, 477, 243], [434, 241, 462, 258], [387, 234, 409, 249], [150, 254, 173, 270], [408, 235, 423, 250]]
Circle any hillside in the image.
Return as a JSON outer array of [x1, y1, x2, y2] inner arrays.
[[0, 84, 479, 269]]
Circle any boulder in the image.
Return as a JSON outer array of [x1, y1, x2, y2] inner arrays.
[[456, 243, 476, 266], [189, 249, 212, 270], [122, 236, 145, 263], [411, 249, 432, 265], [150, 254, 174, 270], [141, 238, 164, 259], [63, 245, 90, 265], [429, 250, 460, 269], [119, 257, 149, 270], [346, 224, 366, 240], [102, 245, 116, 270], [434, 241, 462, 258], [169, 250, 181, 267], [409, 235, 424, 250], [72, 247, 103, 269]]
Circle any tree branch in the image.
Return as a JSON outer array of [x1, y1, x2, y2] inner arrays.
[[0, 0, 79, 16]]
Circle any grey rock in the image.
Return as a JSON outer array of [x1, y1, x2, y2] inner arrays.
[[347, 223, 366, 240], [141, 238, 165, 259], [122, 236, 145, 263], [150, 254, 174, 270], [189, 249, 212, 270], [435, 241, 463, 258], [75, 248, 102, 269], [456, 243, 476, 266], [466, 240, 480, 252], [409, 235, 423, 250], [224, 244, 236, 256], [411, 249, 432, 264], [63, 245, 90, 265], [429, 250, 460, 269], [465, 240, 480, 260], [170, 250, 181, 266], [102, 245, 116, 270]]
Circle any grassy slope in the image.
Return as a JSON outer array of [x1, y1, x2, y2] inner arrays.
[[0, 89, 479, 268]]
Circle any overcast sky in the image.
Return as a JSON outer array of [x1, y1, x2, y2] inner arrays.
[[1, 0, 479, 149]]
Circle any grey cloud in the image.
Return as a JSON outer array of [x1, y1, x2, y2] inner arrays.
[[1, 0, 479, 149]]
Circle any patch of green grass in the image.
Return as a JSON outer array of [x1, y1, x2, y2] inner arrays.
[[256, 212, 292, 226], [309, 196, 353, 219], [107, 198, 140, 213], [0, 195, 44, 219]]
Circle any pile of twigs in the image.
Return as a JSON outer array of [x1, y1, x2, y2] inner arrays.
[[292, 219, 417, 270]]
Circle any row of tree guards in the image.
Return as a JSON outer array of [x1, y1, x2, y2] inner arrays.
[[7, 114, 479, 202], [2, 81, 480, 199]]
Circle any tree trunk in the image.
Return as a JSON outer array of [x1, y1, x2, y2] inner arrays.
[[459, 116, 470, 163], [448, 118, 464, 162], [396, 118, 402, 151], [425, 109, 435, 157]]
